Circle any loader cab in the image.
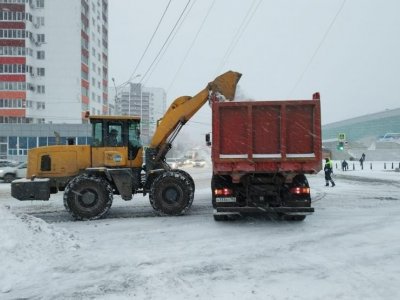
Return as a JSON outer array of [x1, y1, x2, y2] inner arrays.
[[89, 115, 142, 167]]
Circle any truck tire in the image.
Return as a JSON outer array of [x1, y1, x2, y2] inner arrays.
[[150, 171, 193, 215], [213, 213, 228, 221], [4, 173, 16, 183], [213, 212, 240, 221], [280, 214, 306, 221], [63, 174, 113, 220]]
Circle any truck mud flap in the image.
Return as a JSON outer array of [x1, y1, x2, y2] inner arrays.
[[11, 178, 51, 201], [216, 206, 314, 215]]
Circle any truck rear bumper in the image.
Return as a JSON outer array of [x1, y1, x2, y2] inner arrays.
[[11, 178, 51, 201], [215, 206, 314, 215]]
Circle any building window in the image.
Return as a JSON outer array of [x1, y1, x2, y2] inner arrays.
[[0, 29, 27, 39], [0, 82, 26, 91], [77, 137, 87, 145], [39, 137, 47, 146], [82, 86, 88, 96], [36, 16, 45, 26], [0, 98, 23, 108], [37, 51, 45, 59], [81, 70, 88, 80], [37, 85, 45, 94], [36, 101, 45, 109], [36, 0, 45, 8], [37, 34, 45, 43], [37, 68, 45, 76], [28, 137, 37, 149], [0, 64, 28, 74]]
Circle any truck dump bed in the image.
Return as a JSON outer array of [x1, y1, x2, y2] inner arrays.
[[212, 93, 322, 175]]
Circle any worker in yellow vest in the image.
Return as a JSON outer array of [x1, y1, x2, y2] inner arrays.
[[324, 158, 335, 187]]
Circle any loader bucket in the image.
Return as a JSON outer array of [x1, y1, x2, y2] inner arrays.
[[208, 71, 242, 101]]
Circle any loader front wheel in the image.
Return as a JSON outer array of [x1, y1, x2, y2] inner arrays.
[[150, 171, 193, 215], [63, 175, 113, 220]]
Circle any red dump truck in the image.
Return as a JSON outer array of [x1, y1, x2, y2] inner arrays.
[[207, 93, 322, 221]]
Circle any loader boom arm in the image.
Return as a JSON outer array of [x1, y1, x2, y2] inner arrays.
[[150, 71, 242, 148]]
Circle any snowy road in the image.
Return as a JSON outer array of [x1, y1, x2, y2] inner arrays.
[[1, 166, 399, 299]]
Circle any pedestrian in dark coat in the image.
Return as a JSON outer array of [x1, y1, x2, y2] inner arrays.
[[324, 158, 335, 187], [342, 160, 348, 171]]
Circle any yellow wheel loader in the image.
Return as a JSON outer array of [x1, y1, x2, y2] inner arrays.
[[11, 71, 241, 220]]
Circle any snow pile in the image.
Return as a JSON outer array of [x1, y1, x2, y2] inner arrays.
[[0, 205, 79, 294]]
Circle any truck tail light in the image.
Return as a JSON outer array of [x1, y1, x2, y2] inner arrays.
[[214, 188, 233, 196], [290, 187, 310, 195]]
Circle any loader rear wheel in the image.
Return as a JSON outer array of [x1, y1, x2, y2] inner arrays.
[[150, 171, 193, 215], [63, 175, 113, 220]]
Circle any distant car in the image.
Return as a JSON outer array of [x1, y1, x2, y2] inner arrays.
[[177, 157, 186, 166], [192, 159, 206, 167], [166, 158, 181, 169], [184, 159, 192, 165], [0, 162, 27, 183]]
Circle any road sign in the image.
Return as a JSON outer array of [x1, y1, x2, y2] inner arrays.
[[338, 133, 346, 141]]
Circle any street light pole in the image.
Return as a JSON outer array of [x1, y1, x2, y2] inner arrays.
[[111, 77, 118, 114]]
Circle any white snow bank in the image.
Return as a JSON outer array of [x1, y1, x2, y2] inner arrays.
[[0, 205, 79, 294]]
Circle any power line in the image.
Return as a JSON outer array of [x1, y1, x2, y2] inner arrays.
[[138, 0, 192, 85], [144, 0, 197, 86], [288, 0, 347, 97], [166, 0, 216, 94], [215, 0, 262, 75], [118, 0, 172, 88]]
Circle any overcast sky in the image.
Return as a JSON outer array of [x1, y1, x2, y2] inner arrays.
[[108, 0, 400, 140]]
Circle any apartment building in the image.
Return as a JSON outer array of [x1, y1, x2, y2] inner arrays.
[[0, 0, 109, 124], [117, 83, 166, 144]]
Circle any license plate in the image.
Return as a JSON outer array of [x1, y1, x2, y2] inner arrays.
[[216, 197, 236, 203]]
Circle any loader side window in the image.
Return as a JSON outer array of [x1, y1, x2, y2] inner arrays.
[[128, 121, 141, 159], [91, 122, 103, 147], [40, 155, 51, 171]]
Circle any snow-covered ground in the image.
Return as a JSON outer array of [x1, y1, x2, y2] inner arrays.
[[1, 164, 399, 299]]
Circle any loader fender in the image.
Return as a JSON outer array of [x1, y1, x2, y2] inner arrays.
[[84, 167, 136, 200]]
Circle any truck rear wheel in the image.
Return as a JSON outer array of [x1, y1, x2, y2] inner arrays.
[[280, 214, 306, 221], [213, 212, 240, 221], [150, 171, 193, 215], [63, 174, 113, 220]]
